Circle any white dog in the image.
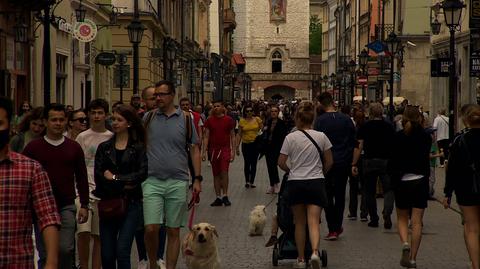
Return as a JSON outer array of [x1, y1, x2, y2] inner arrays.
[[182, 223, 220, 269], [249, 205, 267, 236]]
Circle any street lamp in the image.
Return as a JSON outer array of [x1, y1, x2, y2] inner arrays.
[[385, 32, 401, 121], [75, 0, 87, 22], [127, 0, 146, 95], [441, 0, 465, 140], [348, 59, 356, 105], [359, 49, 369, 105]]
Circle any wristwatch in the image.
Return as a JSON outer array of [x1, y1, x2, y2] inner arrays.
[[112, 174, 117, 181], [194, 175, 203, 182]]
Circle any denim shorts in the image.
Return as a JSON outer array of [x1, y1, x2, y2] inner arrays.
[[142, 177, 188, 227]]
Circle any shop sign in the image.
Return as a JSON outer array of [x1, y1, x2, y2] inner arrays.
[[431, 58, 450, 77], [58, 20, 73, 34], [95, 52, 116, 66], [471, 51, 480, 77], [471, 0, 480, 29], [73, 19, 97, 42]]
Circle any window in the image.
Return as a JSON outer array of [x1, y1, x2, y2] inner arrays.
[[56, 54, 67, 104], [272, 50, 282, 73]]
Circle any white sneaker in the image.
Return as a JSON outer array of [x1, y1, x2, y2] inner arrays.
[[310, 253, 321, 269], [293, 258, 306, 269], [157, 259, 166, 269], [137, 260, 148, 269]]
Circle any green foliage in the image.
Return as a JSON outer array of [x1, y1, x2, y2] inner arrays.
[[309, 15, 322, 55]]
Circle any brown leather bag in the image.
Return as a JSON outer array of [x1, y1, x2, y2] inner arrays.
[[98, 197, 127, 220]]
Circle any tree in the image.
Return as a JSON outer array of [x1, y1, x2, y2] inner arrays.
[[309, 15, 322, 55]]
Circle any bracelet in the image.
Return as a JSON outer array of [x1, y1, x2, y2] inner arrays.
[[194, 175, 203, 182]]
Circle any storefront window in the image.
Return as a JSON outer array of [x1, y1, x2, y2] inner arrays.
[[56, 54, 68, 104]]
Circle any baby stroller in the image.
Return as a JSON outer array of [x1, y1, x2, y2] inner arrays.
[[272, 174, 327, 267]]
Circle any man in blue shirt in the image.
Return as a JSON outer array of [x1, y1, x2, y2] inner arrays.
[[314, 93, 355, 241], [143, 80, 202, 269]]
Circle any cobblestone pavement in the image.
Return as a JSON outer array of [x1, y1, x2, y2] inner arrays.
[[162, 159, 471, 269]]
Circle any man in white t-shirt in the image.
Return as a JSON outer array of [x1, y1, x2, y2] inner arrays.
[[432, 108, 449, 167], [75, 99, 113, 269]]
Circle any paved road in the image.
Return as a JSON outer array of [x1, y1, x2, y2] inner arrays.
[[163, 158, 471, 269]]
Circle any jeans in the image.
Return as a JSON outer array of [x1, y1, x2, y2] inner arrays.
[[325, 166, 350, 233], [265, 150, 280, 187], [363, 158, 394, 223], [135, 220, 167, 261], [100, 200, 142, 269], [35, 204, 76, 269], [242, 142, 259, 184], [348, 159, 368, 219]]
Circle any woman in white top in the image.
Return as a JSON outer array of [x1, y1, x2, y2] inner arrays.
[[278, 101, 333, 269]]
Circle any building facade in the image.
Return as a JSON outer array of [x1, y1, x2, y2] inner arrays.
[[234, 0, 311, 100]]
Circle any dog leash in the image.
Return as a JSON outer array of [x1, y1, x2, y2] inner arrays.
[[188, 191, 199, 230], [264, 195, 277, 209]]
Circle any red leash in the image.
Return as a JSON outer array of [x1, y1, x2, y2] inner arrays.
[[187, 191, 199, 230]]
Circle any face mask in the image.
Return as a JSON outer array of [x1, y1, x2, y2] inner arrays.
[[0, 129, 9, 149]]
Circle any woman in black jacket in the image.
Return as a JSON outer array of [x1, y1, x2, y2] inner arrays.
[[94, 104, 147, 269], [264, 105, 289, 194], [389, 106, 431, 269], [444, 104, 480, 269]]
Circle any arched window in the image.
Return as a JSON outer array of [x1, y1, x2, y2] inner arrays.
[[272, 50, 282, 73]]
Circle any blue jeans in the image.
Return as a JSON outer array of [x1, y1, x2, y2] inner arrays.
[[100, 200, 142, 269], [34, 204, 76, 269]]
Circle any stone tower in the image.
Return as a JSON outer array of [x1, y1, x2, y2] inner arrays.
[[234, 0, 311, 100]]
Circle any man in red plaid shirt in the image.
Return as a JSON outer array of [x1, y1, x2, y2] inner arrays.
[[0, 97, 61, 269]]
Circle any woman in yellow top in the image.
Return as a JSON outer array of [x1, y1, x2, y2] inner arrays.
[[236, 104, 263, 188]]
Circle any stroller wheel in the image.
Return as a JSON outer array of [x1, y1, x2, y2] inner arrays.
[[272, 247, 279, 266], [321, 249, 327, 267]]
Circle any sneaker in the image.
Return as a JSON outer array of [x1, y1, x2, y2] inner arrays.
[[384, 215, 392, 229], [265, 235, 278, 247], [250, 184, 256, 188], [138, 260, 148, 269], [408, 260, 417, 268], [324, 232, 338, 241], [347, 214, 357, 220], [400, 244, 411, 267], [336, 227, 344, 237], [360, 216, 368, 222], [222, 196, 232, 206], [293, 258, 306, 269], [266, 186, 274, 194], [310, 253, 321, 269], [368, 221, 379, 228], [158, 259, 166, 269], [210, 198, 223, 207], [245, 183, 250, 188]]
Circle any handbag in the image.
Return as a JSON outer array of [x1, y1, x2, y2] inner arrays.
[[98, 197, 128, 220]]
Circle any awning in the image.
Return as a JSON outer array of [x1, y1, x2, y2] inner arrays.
[[232, 53, 246, 65]]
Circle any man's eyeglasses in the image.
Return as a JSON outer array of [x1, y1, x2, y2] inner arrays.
[[153, 92, 172, 98], [72, 117, 87, 124]]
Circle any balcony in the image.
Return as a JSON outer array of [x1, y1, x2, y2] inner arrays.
[[374, 24, 394, 40], [223, 8, 236, 31]]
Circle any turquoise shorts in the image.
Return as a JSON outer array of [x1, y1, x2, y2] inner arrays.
[[142, 177, 188, 227]]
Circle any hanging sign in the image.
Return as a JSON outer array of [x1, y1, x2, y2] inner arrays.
[[471, 0, 480, 29], [73, 19, 97, 42]]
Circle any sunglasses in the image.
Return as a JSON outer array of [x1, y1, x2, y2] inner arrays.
[[153, 92, 172, 98], [72, 117, 87, 124]]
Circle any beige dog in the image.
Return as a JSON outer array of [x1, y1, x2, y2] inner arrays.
[[182, 223, 220, 269], [249, 205, 267, 236]]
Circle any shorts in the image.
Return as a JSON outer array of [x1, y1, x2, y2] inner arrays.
[[455, 190, 480, 206], [75, 198, 100, 236], [142, 177, 188, 228], [287, 179, 328, 208], [395, 178, 429, 209], [209, 148, 231, 176]]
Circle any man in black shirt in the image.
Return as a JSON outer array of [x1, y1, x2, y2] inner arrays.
[[352, 102, 395, 229], [314, 93, 355, 240]]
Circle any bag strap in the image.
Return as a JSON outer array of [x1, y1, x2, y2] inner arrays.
[[184, 111, 193, 146], [299, 130, 322, 155], [143, 109, 158, 129]]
